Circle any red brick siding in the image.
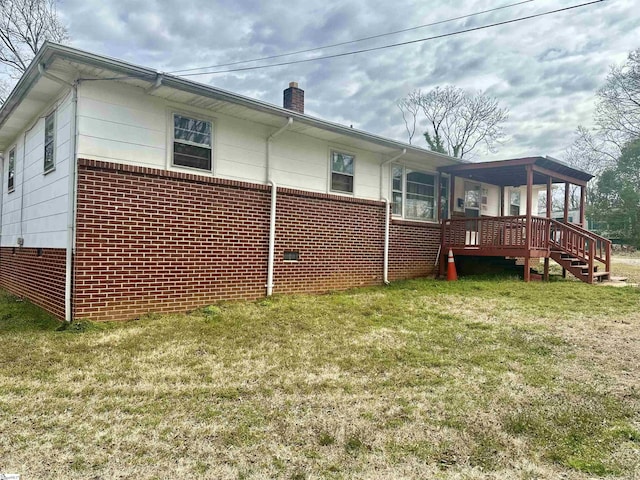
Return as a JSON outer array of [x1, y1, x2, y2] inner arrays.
[[389, 219, 441, 280], [0, 247, 66, 319], [274, 191, 385, 293], [73, 160, 441, 321], [73, 161, 271, 321]]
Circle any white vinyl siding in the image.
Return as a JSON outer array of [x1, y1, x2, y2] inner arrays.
[[1, 91, 73, 248]]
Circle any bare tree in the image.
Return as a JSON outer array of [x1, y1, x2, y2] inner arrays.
[[0, 0, 68, 103], [594, 48, 640, 144], [397, 86, 508, 159], [567, 49, 640, 172], [396, 90, 421, 145]]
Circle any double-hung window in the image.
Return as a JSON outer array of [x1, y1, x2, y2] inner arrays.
[[392, 166, 437, 221], [330, 151, 354, 194], [173, 113, 212, 171], [44, 112, 55, 172], [7, 148, 15, 192]]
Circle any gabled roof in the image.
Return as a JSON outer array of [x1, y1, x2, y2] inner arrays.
[[0, 42, 459, 169], [438, 156, 593, 186]]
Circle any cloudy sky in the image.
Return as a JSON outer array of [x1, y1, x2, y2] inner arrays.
[[56, 0, 638, 160]]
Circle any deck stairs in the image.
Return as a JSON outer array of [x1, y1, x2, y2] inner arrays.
[[548, 219, 611, 284], [549, 251, 610, 284]]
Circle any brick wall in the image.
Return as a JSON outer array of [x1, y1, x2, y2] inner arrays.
[[274, 190, 385, 293], [73, 160, 440, 321], [0, 247, 66, 319], [389, 219, 441, 280]]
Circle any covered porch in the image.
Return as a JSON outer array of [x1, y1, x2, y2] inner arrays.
[[437, 157, 612, 283]]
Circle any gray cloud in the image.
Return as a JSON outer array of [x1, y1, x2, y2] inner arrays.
[[54, 0, 638, 161]]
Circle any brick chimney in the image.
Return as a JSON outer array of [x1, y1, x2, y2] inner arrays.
[[283, 82, 304, 113]]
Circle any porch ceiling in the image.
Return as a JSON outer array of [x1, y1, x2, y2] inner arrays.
[[437, 156, 593, 187]]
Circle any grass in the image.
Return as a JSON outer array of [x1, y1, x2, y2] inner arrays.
[[0, 273, 639, 479]]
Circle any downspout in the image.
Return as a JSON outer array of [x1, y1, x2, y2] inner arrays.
[[266, 117, 293, 296], [382, 197, 391, 285], [39, 63, 78, 323], [379, 149, 406, 285]]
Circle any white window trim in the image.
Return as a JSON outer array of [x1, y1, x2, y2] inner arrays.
[[391, 165, 439, 223], [43, 110, 56, 174], [168, 110, 215, 174], [328, 148, 356, 196], [464, 181, 482, 213]]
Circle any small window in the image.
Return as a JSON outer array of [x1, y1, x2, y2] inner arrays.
[[173, 114, 212, 171], [44, 112, 55, 172], [330, 151, 354, 193], [392, 166, 403, 215], [7, 147, 15, 192]]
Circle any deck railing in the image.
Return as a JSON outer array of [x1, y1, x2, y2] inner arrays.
[[442, 215, 611, 279], [441, 215, 550, 251], [548, 218, 611, 276]]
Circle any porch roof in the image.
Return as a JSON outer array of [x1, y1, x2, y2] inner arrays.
[[437, 156, 593, 187]]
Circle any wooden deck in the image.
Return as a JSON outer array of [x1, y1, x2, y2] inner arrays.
[[441, 215, 612, 283]]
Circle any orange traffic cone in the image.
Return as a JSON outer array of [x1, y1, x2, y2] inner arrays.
[[446, 248, 458, 281]]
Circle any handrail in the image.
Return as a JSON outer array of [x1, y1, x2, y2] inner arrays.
[[442, 215, 611, 277]]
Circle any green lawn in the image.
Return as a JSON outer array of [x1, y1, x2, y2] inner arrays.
[[1, 275, 639, 479]]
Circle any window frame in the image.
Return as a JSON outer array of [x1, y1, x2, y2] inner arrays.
[[464, 181, 481, 217], [391, 165, 438, 222], [43, 111, 56, 174], [509, 188, 521, 216], [7, 146, 16, 193], [329, 150, 355, 195], [171, 112, 214, 173]]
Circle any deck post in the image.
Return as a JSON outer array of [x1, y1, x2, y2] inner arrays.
[[580, 185, 586, 228], [526, 165, 533, 249], [543, 258, 550, 281], [524, 165, 533, 282], [562, 182, 570, 278], [500, 186, 505, 216], [563, 182, 570, 223]]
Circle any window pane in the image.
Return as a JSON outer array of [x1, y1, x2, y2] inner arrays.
[[173, 142, 212, 170], [465, 184, 480, 208], [407, 171, 434, 186], [392, 166, 402, 191], [332, 152, 354, 175], [174, 115, 211, 146], [440, 175, 449, 220], [45, 114, 54, 143], [510, 190, 521, 206], [331, 172, 353, 193], [44, 142, 55, 171], [406, 197, 434, 220], [44, 113, 55, 171], [392, 191, 402, 215]]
